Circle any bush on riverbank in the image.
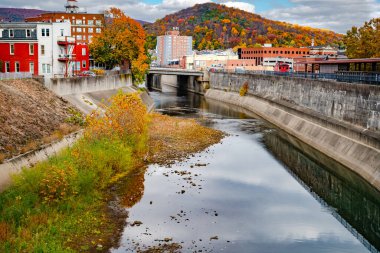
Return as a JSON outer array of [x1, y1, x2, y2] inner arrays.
[[0, 91, 148, 252]]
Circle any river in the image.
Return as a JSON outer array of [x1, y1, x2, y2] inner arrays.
[[111, 91, 380, 253]]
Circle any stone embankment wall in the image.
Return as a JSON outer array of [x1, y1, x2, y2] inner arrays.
[[211, 73, 380, 131], [207, 73, 380, 191], [45, 74, 132, 96]]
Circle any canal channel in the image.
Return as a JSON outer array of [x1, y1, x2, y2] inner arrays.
[[111, 90, 380, 253]]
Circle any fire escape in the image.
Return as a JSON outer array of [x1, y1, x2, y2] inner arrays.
[[57, 36, 76, 77]]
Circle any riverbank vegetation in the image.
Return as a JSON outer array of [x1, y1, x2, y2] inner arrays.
[[0, 91, 223, 252]]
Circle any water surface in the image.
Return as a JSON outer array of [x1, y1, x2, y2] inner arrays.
[[112, 91, 380, 253]]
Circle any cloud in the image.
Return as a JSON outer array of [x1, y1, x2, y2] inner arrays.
[[0, 0, 212, 22], [262, 0, 380, 33], [222, 1, 256, 13]]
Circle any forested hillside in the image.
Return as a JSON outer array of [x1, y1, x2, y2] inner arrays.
[[145, 3, 343, 50]]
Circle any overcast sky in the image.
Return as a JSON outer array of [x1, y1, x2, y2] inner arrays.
[[0, 0, 379, 33]]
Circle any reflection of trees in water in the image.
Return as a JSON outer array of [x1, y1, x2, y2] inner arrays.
[[264, 131, 380, 252], [119, 168, 146, 208]]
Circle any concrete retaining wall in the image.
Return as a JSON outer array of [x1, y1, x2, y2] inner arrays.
[[210, 73, 380, 131], [0, 131, 82, 192], [45, 74, 132, 96], [205, 89, 380, 191]]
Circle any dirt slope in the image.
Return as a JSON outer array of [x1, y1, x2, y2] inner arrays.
[[0, 79, 80, 160]]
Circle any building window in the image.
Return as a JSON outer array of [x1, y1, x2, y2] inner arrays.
[[76, 19, 83, 25], [9, 29, 14, 37], [42, 64, 51, 74], [29, 62, 34, 74], [29, 44, 34, 55], [88, 20, 94, 25], [96, 28, 101, 33], [77, 27, 82, 32], [42, 29, 50, 37], [10, 44, 14, 55], [5, 62, 10, 72], [88, 28, 93, 33], [47, 64, 51, 73], [15, 62, 20, 73], [76, 35, 82, 40], [95, 20, 102, 26], [82, 48, 86, 56], [60, 29, 64, 36], [41, 45, 45, 55], [82, 60, 86, 68], [88, 35, 93, 42], [83, 35, 86, 41], [26, 29, 31, 37]]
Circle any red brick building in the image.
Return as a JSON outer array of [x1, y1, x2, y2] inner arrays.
[[238, 47, 311, 66], [25, 0, 104, 44]]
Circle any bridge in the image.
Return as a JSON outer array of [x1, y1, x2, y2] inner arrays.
[[146, 67, 209, 95], [149, 67, 204, 77]]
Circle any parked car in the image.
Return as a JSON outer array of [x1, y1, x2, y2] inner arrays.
[[77, 71, 96, 77]]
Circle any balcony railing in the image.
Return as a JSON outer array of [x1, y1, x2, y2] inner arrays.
[[58, 54, 76, 61], [57, 36, 76, 45]]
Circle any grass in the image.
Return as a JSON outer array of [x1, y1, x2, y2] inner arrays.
[[0, 91, 148, 252], [0, 91, 224, 252]]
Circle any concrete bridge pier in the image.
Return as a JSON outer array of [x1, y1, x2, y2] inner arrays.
[[146, 73, 162, 91]]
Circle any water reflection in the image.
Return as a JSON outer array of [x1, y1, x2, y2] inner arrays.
[[263, 130, 380, 252], [112, 91, 380, 253]]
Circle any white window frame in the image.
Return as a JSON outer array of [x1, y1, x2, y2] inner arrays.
[[82, 60, 86, 68], [29, 62, 34, 74], [46, 29, 50, 37], [29, 44, 34, 55], [10, 43, 14, 55], [15, 62, 20, 73], [5, 62, 10, 73], [26, 29, 31, 37]]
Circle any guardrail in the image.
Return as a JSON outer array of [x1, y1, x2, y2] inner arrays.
[[0, 72, 33, 80], [215, 70, 380, 85]]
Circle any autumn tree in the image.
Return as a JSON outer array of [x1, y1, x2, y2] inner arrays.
[[90, 8, 149, 83], [344, 18, 380, 58]]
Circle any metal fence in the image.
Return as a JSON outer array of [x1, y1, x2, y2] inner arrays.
[[216, 70, 380, 85], [0, 72, 33, 80]]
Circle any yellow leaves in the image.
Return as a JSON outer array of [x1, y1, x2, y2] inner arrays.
[[39, 165, 77, 204], [85, 91, 148, 143], [221, 19, 231, 24], [231, 27, 239, 36]]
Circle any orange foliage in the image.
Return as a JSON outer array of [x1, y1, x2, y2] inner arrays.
[[85, 91, 148, 142], [90, 8, 149, 83]]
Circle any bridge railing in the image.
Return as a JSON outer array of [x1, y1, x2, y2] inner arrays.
[[214, 69, 380, 85]]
